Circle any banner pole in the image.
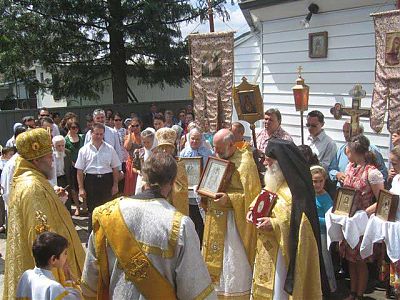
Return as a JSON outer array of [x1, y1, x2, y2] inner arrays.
[[207, 0, 215, 32]]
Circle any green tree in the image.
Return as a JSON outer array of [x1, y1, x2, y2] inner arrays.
[[0, 0, 230, 104]]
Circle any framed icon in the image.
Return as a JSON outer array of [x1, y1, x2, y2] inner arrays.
[[238, 91, 257, 114], [309, 31, 328, 58], [180, 157, 203, 189], [197, 156, 234, 199], [385, 32, 400, 67], [375, 189, 399, 222], [233, 77, 264, 125], [201, 50, 222, 77], [333, 187, 356, 217]]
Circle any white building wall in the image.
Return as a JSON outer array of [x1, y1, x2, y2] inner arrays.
[[259, 3, 395, 160], [232, 33, 261, 137], [234, 33, 261, 84], [77, 76, 191, 106], [33, 66, 191, 107], [35, 65, 67, 108]]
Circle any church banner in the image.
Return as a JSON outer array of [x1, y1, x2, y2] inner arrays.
[[371, 10, 400, 134], [189, 31, 234, 132]]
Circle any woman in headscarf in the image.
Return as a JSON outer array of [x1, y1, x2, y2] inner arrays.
[[134, 128, 157, 195]]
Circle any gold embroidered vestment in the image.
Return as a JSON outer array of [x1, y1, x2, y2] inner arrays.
[[251, 182, 322, 300], [4, 156, 85, 299], [202, 148, 261, 283]]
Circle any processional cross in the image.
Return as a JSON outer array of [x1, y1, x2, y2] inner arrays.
[[297, 65, 303, 77], [330, 84, 370, 137]]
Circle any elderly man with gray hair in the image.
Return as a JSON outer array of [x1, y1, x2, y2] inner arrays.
[[52, 135, 74, 211], [180, 127, 214, 244]]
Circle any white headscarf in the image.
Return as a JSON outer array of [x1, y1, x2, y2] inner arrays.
[[143, 127, 157, 161]]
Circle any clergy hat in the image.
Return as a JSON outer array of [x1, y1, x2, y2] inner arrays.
[[155, 128, 177, 149], [16, 128, 53, 161]]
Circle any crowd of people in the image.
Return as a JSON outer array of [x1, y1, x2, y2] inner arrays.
[[0, 103, 399, 300]]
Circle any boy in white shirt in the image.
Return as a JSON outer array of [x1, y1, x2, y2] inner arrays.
[[17, 232, 81, 300]]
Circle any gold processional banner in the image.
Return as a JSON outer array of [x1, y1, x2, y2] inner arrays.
[[371, 10, 400, 134], [189, 31, 234, 132]]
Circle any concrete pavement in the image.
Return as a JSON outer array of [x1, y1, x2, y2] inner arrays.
[[0, 214, 390, 299]]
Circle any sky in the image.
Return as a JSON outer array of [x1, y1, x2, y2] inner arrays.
[[180, 2, 250, 38]]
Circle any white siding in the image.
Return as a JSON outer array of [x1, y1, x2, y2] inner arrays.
[[258, 3, 395, 161], [234, 33, 261, 84], [232, 33, 261, 136]]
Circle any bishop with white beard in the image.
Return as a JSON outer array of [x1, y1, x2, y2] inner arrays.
[[247, 139, 329, 300]]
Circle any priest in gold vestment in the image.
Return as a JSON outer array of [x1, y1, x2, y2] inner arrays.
[[202, 129, 261, 298], [3, 128, 85, 299], [81, 152, 215, 299], [247, 139, 329, 299], [154, 127, 189, 215]]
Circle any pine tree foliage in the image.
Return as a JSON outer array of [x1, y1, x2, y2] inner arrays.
[[0, 0, 231, 103]]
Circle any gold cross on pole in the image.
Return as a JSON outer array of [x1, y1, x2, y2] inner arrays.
[[330, 84, 370, 137], [297, 66, 303, 77]]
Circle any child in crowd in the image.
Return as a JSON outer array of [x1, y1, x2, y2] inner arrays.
[[310, 165, 337, 293], [0, 147, 15, 176], [17, 232, 81, 300]]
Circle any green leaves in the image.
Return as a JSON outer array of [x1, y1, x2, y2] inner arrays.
[[0, 0, 231, 103]]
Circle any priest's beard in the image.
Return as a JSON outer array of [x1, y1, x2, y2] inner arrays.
[[35, 159, 54, 180], [264, 161, 285, 193], [54, 151, 65, 158]]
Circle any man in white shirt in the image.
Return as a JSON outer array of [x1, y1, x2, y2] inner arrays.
[[305, 110, 337, 170], [1, 125, 28, 207], [84, 109, 124, 162], [76, 122, 121, 237]]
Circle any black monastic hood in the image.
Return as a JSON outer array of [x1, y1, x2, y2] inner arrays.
[[265, 139, 329, 296]]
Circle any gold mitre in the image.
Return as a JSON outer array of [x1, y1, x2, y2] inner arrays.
[[155, 128, 177, 148], [16, 128, 53, 160]]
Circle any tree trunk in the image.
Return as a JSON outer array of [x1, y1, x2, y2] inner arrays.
[[107, 0, 128, 104]]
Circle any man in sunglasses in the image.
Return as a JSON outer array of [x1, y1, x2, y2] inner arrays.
[[38, 107, 60, 137], [305, 110, 337, 170]]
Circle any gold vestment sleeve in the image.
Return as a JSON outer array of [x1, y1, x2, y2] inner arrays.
[[168, 160, 189, 215]]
